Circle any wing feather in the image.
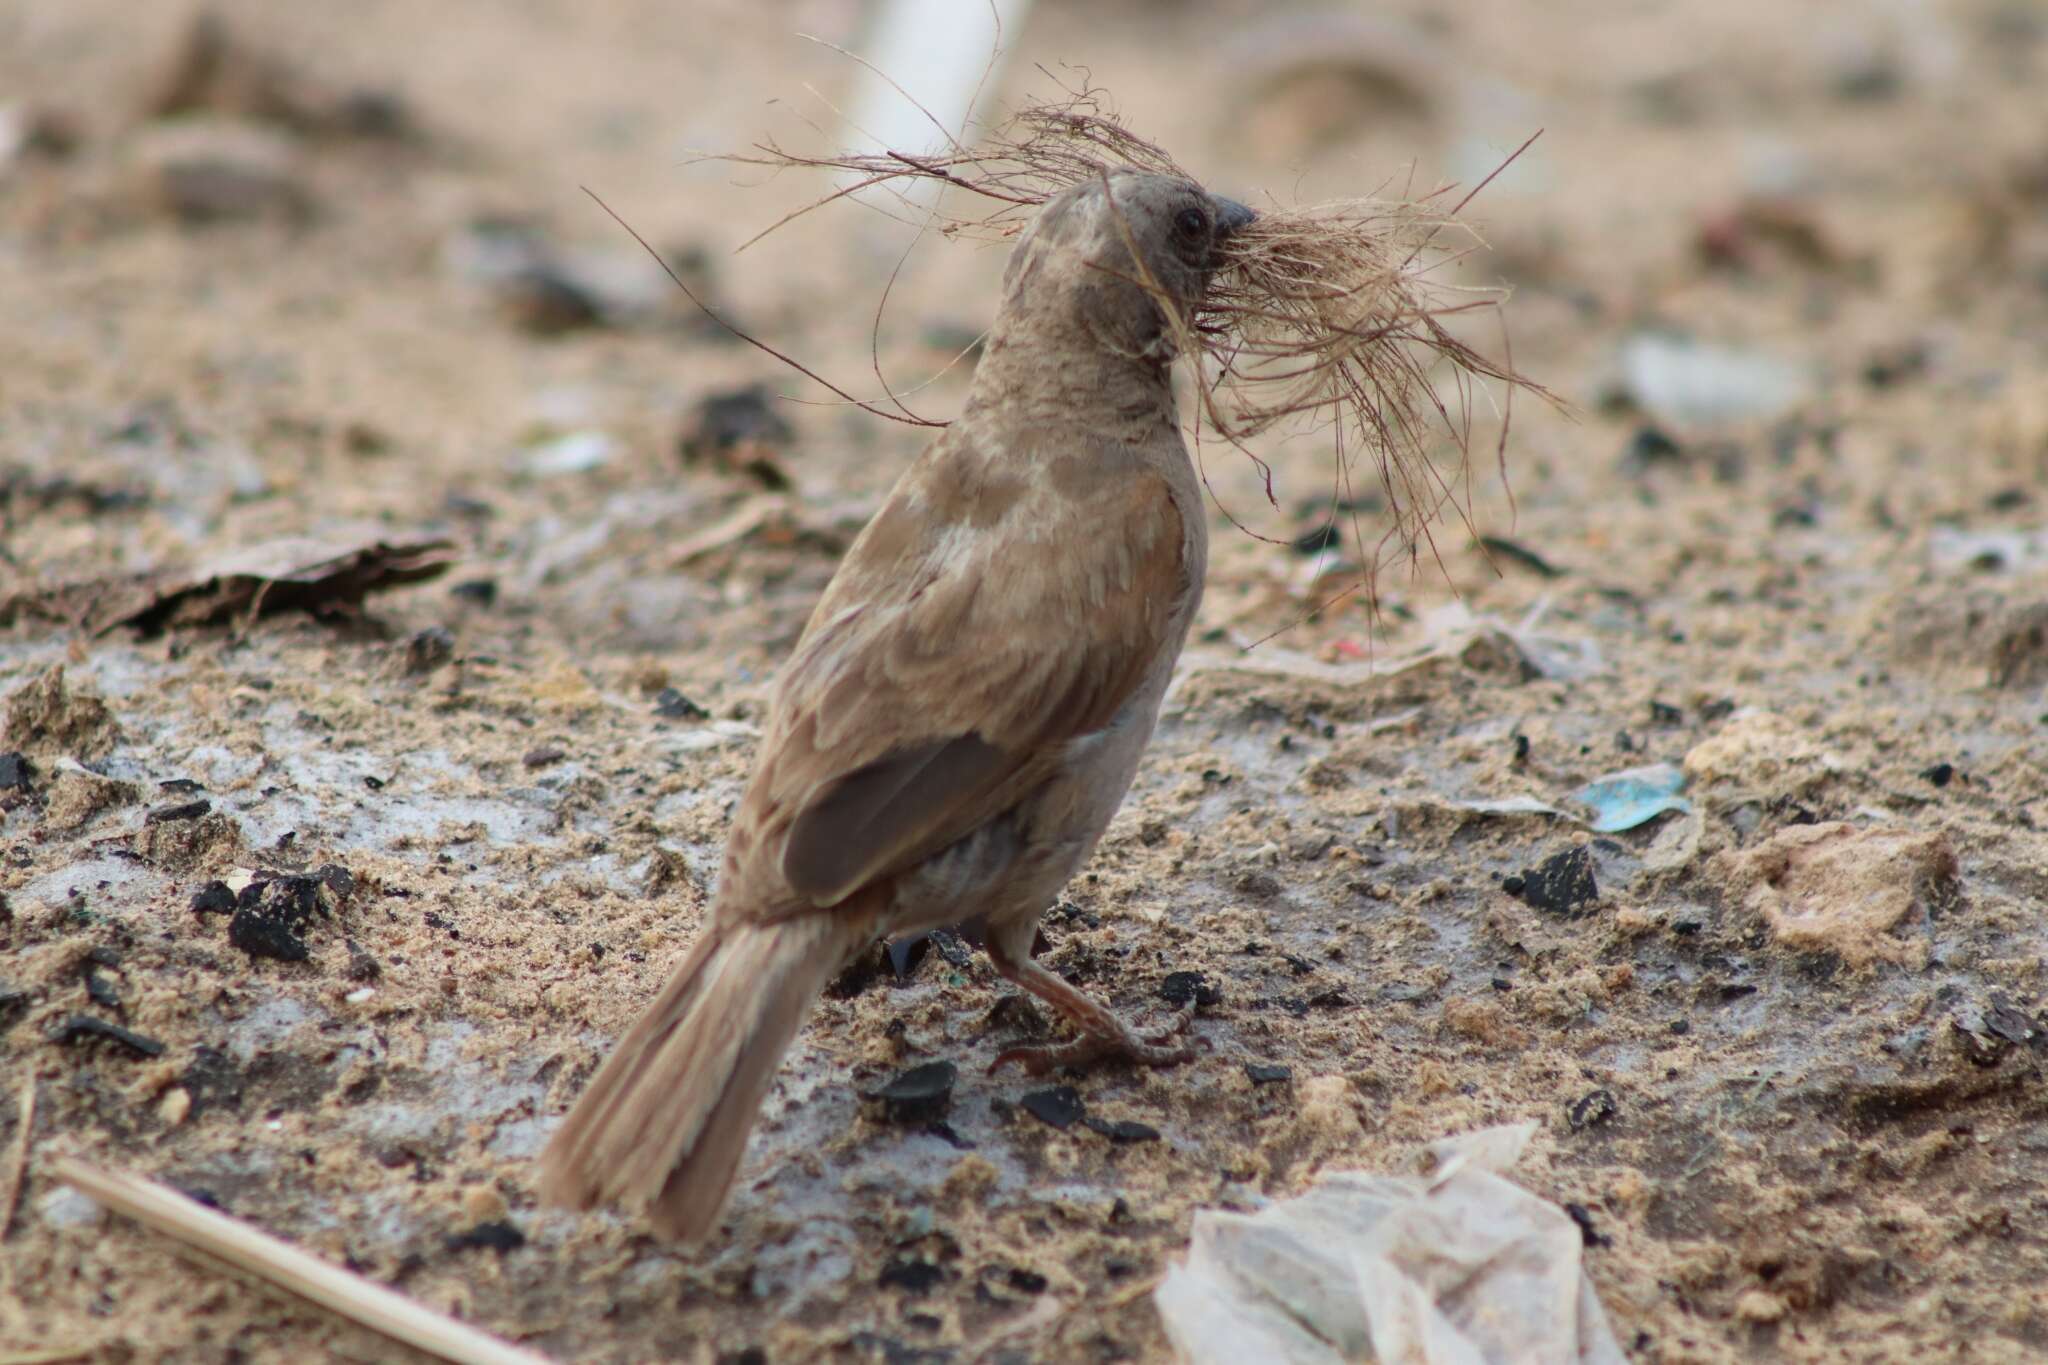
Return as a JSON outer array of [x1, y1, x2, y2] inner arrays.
[[724, 441, 1187, 915]]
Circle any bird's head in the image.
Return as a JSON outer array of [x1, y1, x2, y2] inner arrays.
[[994, 171, 1255, 367]]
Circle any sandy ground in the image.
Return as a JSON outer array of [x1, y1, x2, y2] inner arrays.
[[3, 1, 2047, 1361]]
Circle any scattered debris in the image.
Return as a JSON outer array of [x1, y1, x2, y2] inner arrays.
[[49, 1014, 166, 1058], [129, 119, 313, 227], [1567, 1089, 1619, 1132], [44, 761, 141, 831], [1620, 331, 1811, 429], [0, 752, 33, 791], [1159, 972, 1222, 1008], [878, 1258, 946, 1295], [0, 102, 80, 169], [1681, 709, 1834, 795], [144, 12, 421, 142], [1018, 1087, 1085, 1131], [861, 1061, 957, 1124], [1988, 603, 2048, 689], [494, 266, 606, 336], [1694, 196, 1860, 275], [20, 536, 458, 637], [1084, 1117, 1161, 1144], [1570, 763, 1691, 833], [652, 688, 709, 721], [665, 495, 860, 570], [1718, 823, 1958, 969], [444, 1221, 526, 1255], [520, 430, 617, 477], [402, 625, 456, 675], [1452, 795, 1569, 820], [224, 866, 356, 964], [1477, 535, 1564, 578], [679, 385, 795, 490], [1926, 526, 2048, 575], [1506, 846, 1600, 917], [1155, 1123, 1625, 1364], [3, 666, 119, 760], [1950, 994, 2042, 1066]]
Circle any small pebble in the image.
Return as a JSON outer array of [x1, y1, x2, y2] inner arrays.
[[158, 1087, 192, 1127]]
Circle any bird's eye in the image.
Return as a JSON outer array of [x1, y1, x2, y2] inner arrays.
[[1174, 207, 1207, 239]]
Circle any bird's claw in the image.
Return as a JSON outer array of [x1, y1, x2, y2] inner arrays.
[[988, 1000, 1198, 1076]]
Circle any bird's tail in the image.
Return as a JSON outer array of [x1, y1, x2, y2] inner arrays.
[[538, 905, 867, 1242]]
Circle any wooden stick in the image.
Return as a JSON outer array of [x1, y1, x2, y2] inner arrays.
[[0, 1078, 31, 1240], [53, 1159, 551, 1365]]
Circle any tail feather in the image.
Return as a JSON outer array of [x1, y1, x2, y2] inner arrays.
[[539, 908, 865, 1243]]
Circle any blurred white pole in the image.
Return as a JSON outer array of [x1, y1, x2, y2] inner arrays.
[[846, 0, 1033, 169]]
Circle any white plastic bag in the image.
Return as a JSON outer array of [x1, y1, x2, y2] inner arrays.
[[1155, 1123, 1626, 1365]]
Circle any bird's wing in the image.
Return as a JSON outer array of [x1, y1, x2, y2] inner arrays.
[[721, 445, 1189, 915]]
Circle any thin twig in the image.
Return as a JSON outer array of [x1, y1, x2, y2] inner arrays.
[[54, 1159, 550, 1365], [580, 187, 943, 429]]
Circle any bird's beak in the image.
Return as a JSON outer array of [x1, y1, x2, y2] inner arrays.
[[1213, 196, 1257, 239]]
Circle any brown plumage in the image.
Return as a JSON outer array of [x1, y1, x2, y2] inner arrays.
[[539, 172, 1254, 1242]]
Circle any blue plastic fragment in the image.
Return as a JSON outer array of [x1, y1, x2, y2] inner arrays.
[[1571, 763, 1691, 833]]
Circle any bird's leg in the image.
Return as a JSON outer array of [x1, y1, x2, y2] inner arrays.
[[984, 924, 1196, 1076]]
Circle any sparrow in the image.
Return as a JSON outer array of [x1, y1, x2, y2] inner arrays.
[[540, 171, 1256, 1242]]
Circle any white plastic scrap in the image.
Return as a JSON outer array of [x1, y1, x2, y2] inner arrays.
[[1155, 1123, 1626, 1365]]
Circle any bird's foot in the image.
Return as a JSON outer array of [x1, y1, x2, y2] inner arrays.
[[989, 999, 1196, 1076]]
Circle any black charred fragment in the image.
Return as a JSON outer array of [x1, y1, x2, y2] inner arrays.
[[1244, 1063, 1292, 1086], [51, 1013, 165, 1057], [652, 687, 710, 721], [84, 962, 122, 1011], [190, 881, 236, 915], [878, 1257, 946, 1295], [147, 798, 212, 824], [1019, 1086, 1085, 1130], [445, 1220, 525, 1255], [1158, 971, 1222, 1008], [1083, 1117, 1160, 1144], [225, 866, 355, 963], [1511, 847, 1600, 917], [1568, 1088, 1619, 1132], [1004, 1266, 1049, 1295], [862, 1061, 957, 1124]]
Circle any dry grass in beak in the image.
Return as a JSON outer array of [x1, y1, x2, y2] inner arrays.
[[686, 79, 1553, 615]]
